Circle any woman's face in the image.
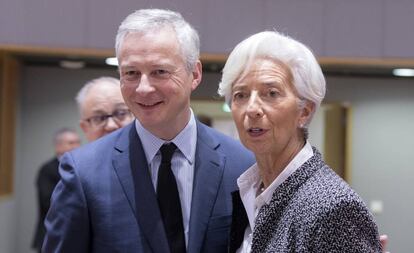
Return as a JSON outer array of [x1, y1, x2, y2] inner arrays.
[[231, 58, 310, 157]]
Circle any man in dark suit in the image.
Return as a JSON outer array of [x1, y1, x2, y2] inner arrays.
[[32, 128, 80, 253], [43, 9, 254, 253]]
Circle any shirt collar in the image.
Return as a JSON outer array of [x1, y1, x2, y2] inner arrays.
[[237, 163, 262, 230], [258, 141, 313, 205], [237, 141, 314, 229], [135, 109, 197, 165]]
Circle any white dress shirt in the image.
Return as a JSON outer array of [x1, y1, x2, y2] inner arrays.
[[135, 110, 197, 247], [236, 142, 314, 253]]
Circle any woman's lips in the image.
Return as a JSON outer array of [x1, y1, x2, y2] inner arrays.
[[247, 127, 267, 137]]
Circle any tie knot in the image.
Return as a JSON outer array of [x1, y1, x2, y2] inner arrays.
[[160, 143, 177, 163]]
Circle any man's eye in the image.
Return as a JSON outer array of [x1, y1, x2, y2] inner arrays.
[[113, 109, 131, 121], [90, 115, 106, 124], [122, 70, 140, 81], [114, 110, 128, 117], [152, 69, 171, 78], [115, 110, 127, 116]]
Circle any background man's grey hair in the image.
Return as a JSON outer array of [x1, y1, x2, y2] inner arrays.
[[115, 8, 200, 72], [53, 127, 77, 145], [75, 76, 120, 115]]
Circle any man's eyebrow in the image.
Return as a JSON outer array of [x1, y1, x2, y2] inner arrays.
[[114, 103, 127, 107], [90, 109, 107, 115], [119, 64, 136, 70]]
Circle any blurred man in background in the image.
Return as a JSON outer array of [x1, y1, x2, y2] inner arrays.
[[34, 76, 134, 252], [32, 128, 80, 252], [76, 76, 134, 141]]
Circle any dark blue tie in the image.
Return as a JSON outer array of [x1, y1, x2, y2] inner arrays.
[[157, 143, 186, 253]]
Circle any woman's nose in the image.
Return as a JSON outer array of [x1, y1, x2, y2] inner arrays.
[[246, 92, 263, 118]]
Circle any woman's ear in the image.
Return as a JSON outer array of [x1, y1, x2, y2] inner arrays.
[[299, 100, 315, 127]]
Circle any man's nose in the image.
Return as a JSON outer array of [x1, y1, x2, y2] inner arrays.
[[104, 116, 119, 132], [136, 75, 155, 94]]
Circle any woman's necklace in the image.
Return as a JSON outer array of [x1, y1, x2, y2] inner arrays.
[[258, 182, 265, 194]]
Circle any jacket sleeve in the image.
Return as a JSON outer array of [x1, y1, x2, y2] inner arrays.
[[309, 199, 382, 253], [42, 153, 90, 253]]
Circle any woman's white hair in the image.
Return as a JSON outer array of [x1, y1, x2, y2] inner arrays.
[[218, 31, 326, 111], [115, 9, 200, 72]]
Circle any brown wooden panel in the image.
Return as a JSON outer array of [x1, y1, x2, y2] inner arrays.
[[0, 52, 19, 196], [323, 104, 347, 180]]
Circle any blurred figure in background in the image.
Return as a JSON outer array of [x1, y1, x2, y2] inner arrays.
[[32, 128, 80, 253], [34, 77, 133, 252], [76, 76, 134, 141]]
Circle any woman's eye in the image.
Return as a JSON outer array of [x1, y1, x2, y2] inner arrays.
[[233, 92, 247, 100], [268, 89, 279, 97]]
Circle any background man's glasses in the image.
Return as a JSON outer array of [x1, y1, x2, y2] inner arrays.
[[85, 109, 132, 127]]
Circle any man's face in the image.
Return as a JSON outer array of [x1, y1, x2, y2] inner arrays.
[[55, 132, 81, 157], [118, 28, 202, 140], [80, 83, 133, 141]]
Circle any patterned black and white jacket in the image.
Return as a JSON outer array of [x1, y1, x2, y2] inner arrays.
[[229, 147, 382, 253]]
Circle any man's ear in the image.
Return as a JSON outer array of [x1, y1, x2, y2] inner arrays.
[[191, 61, 202, 91], [80, 120, 88, 135]]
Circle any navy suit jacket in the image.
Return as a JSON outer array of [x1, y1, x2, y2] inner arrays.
[[43, 121, 254, 253]]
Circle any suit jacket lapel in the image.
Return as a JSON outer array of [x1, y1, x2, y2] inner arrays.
[[187, 123, 225, 253], [112, 124, 170, 253], [112, 126, 136, 215]]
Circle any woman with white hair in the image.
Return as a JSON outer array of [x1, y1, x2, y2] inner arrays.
[[219, 31, 382, 252]]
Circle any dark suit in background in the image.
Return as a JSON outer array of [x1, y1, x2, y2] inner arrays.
[[32, 158, 60, 252], [32, 127, 80, 252]]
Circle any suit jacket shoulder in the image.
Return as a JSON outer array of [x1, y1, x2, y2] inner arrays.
[[43, 124, 148, 253], [197, 123, 255, 175]]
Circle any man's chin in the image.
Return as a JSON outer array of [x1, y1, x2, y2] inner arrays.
[[137, 116, 163, 128]]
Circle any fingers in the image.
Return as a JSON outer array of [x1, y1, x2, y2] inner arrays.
[[380, 234, 390, 253]]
